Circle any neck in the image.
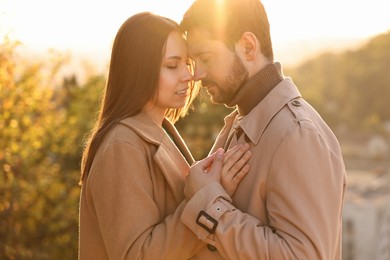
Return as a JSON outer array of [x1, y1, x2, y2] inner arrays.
[[227, 62, 284, 115], [141, 104, 166, 126]]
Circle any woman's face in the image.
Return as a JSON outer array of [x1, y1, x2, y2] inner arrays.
[[144, 31, 193, 116]]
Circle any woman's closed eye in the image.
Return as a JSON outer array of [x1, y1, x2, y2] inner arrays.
[[166, 64, 178, 69]]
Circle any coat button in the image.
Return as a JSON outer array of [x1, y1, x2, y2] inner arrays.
[[207, 244, 217, 252], [292, 100, 301, 107]]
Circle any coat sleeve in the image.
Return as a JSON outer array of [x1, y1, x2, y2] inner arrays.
[[181, 122, 346, 259], [87, 140, 203, 259]]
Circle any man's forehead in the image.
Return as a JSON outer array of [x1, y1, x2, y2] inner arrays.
[[187, 28, 214, 42], [187, 28, 217, 53]]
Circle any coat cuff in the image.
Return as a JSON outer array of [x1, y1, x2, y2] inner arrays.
[[181, 182, 234, 240]]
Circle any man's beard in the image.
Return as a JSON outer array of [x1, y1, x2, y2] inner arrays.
[[204, 52, 249, 105]]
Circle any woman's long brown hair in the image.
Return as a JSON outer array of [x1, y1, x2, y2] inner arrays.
[[80, 12, 198, 184]]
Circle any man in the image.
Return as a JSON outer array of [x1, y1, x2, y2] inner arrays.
[[180, 0, 347, 259]]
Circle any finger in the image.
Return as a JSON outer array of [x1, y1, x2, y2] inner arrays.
[[223, 144, 251, 173], [208, 148, 224, 176], [226, 150, 251, 177], [231, 164, 250, 185], [223, 143, 250, 163], [223, 144, 241, 163], [195, 150, 219, 171], [221, 163, 250, 197]]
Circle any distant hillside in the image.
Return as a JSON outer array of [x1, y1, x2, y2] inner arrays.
[[286, 30, 390, 134], [275, 36, 368, 67]]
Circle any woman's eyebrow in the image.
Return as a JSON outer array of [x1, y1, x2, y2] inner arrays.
[[164, 56, 182, 61], [190, 51, 211, 58]]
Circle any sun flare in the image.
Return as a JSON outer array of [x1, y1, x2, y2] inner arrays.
[[1, 0, 389, 67]]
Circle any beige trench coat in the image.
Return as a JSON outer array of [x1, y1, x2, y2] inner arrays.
[[181, 78, 347, 259], [79, 113, 205, 259]]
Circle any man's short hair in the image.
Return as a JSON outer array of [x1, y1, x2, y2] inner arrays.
[[181, 0, 274, 61]]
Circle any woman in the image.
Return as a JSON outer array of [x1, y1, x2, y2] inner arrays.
[[79, 12, 251, 259]]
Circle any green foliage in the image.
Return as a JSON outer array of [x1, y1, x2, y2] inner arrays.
[[286, 30, 390, 133], [0, 38, 104, 259]]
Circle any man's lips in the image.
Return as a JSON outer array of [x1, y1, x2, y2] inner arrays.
[[201, 79, 217, 88]]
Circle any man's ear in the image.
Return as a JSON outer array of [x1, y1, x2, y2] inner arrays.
[[237, 32, 258, 60]]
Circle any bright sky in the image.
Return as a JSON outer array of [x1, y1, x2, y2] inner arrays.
[[1, 0, 389, 67]]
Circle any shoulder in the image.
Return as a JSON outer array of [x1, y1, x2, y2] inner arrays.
[[284, 97, 335, 138], [266, 95, 336, 143], [285, 98, 315, 128], [275, 97, 342, 153], [95, 122, 157, 163], [90, 124, 155, 179], [104, 122, 147, 148]]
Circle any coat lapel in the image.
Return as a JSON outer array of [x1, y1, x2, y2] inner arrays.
[[211, 79, 302, 153], [120, 114, 191, 203], [153, 136, 188, 203], [162, 119, 194, 165], [209, 111, 238, 154]]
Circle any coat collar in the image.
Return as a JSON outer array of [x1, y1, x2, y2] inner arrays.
[[119, 112, 193, 203], [220, 78, 301, 147], [119, 113, 194, 165], [240, 78, 301, 145], [119, 112, 166, 145]]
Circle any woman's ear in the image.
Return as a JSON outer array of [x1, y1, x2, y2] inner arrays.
[[237, 32, 258, 60]]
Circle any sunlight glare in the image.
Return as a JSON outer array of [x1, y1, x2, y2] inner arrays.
[[1, 0, 389, 69], [215, 0, 226, 40]]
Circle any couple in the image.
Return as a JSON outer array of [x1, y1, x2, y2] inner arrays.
[[79, 0, 347, 259]]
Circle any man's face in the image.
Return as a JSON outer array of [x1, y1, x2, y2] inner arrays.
[[187, 28, 248, 104]]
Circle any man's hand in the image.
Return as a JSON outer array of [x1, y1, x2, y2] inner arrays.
[[221, 143, 251, 196], [184, 144, 251, 200]]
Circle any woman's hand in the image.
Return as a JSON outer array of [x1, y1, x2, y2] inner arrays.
[[184, 149, 225, 200], [184, 144, 251, 200], [221, 143, 251, 197]]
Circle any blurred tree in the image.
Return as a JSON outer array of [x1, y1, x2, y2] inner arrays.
[[0, 38, 104, 259], [286, 30, 390, 134], [55, 73, 104, 174]]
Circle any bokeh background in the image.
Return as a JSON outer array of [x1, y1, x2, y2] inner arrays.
[[1, 0, 390, 259]]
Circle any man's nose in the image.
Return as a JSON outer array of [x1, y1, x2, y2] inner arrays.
[[193, 65, 206, 81], [183, 66, 193, 82]]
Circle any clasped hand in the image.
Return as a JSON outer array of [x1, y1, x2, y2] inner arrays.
[[184, 144, 251, 200]]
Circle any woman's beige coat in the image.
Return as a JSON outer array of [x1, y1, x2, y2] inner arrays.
[[79, 113, 204, 259]]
